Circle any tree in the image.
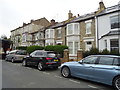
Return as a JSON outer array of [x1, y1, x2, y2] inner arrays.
[[2, 39, 11, 53], [1, 35, 11, 54]]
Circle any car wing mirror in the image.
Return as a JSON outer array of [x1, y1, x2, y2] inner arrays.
[[29, 55, 32, 57], [78, 60, 83, 64]]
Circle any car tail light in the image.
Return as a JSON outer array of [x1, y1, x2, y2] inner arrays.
[[46, 58, 53, 60]]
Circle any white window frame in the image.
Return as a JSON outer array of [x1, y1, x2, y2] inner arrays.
[[67, 23, 80, 35], [56, 27, 62, 38], [85, 41, 92, 51], [85, 20, 92, 34], [67, 41, 80, 55]]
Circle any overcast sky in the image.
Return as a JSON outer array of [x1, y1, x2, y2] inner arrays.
[[0, 0, 120, 38]]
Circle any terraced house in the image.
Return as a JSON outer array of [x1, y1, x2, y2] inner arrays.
[[10, 1, 120, 57], [96, 2, 120, 53], [11, 18, 50, 49], [45, 11, 76, 46]]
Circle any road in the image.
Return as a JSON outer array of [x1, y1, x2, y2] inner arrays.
[[2, 60, 116, 89]]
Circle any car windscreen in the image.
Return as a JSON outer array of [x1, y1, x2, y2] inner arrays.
[[16, 51, 27, 55], [47, 52, 56, 57]]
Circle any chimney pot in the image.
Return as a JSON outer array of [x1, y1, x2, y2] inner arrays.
[[51, 19, 55, 25], [68, 10, 73, 19], [99, 1, 105, 9]]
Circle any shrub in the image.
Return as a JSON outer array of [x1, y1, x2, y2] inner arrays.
[[27, 45, 44, 54], [44, 45, 68, 58], [44, 45, 54, 51], [83, 51, 90, 58], [16, 46, 27, 50], [109, 50, 119, 55], [83, 48, 120, 57], [54, 45, 68, 57], [89, 47, 99, 55], [101, 49, 110, 55]]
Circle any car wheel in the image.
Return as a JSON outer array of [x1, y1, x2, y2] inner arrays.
[[61, 66, 71, 78], [5, 58, 8, 61], [11, 58, 14, 63], [54, 66, 58, 69], [22, 60, 27, 67], [113, 76, 120, 90], [38, 62, 44, 71]]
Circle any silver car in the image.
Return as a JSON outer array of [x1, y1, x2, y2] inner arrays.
[[5, 50, 27, 63]]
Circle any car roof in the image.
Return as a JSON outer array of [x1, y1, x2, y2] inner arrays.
[[34, 50, 54, 53], [10, 50, 26, 53], [89, 55, 120, 58]]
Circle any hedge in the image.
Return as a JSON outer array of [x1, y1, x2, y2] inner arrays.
[[27, 45, 44, 54], [83, 48, 120, 58], [16, 46, 27, 50], [44, 45, 68, 57]]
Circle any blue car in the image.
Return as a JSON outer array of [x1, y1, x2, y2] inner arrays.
[[60, 55, 120, 90]]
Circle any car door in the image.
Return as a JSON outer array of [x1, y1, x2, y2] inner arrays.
[[71, 56, 98, 79], [93, 57, 119, 84], [28, 51, 43, 66]]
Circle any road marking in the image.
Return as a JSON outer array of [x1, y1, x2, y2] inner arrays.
[[88, 85, 98, 88], [33, 69, 39, 72], [69, 79, 80, 84], [26, 67, 32, 70], [54, 75, 62, 78], [42, 72, 50, 75]]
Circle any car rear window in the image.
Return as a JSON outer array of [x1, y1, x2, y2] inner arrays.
[[16, 51, 27, 55], [47, 52, 56, 57]]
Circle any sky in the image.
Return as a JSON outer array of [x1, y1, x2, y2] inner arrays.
[[0, 0, 120, 38]]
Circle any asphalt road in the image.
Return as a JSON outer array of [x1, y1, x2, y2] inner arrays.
[[2, 60, 116, 89]]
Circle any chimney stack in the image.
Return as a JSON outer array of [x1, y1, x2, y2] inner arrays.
[[50, 19, 56, 25], [68, 10, 73, 19], [30, 19, 34, 23], [23, 22, 26, 26], [99, 0, 105, 10]]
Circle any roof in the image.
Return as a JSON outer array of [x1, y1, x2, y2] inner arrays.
[[97, 4, 120, 17], [11, 17, 50, 32], [70, 12, 95, 23], [101, 30, 120, 38], [89, 55, 120, 58]]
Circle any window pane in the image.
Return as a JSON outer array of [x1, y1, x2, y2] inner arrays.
[[113, 58, 120, 66], [68, 42, 73, 54], [110, 15, 120, 29], [99, 57, 114, 65], [68, 24, 73, 34], [57, 29, 62, 38], [110, 39, 119, 52], [75, 42, 79, 54], [86, 22, 91, 34], [83, 56, 98, 64], [74, 24, 79, 34]]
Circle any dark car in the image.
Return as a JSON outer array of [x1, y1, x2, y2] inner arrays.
[[60, 55, 120, 90], [22, 50, 61, 71]]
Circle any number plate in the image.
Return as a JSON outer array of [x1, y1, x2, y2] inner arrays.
[[54, 59, 58, 62]]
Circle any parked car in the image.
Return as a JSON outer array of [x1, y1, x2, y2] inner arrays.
[[60, 55, 120, 90], [5, 50, 27, 62], [22, 50, 61, 71]]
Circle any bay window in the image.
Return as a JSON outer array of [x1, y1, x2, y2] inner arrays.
[[110, 15, 120, 29], [67, 23, 80, 35], [68, 41, 79, 55]]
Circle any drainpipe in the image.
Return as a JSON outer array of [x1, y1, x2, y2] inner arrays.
[[95, 16, 99, 50], [118, 3, 120, 53]]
